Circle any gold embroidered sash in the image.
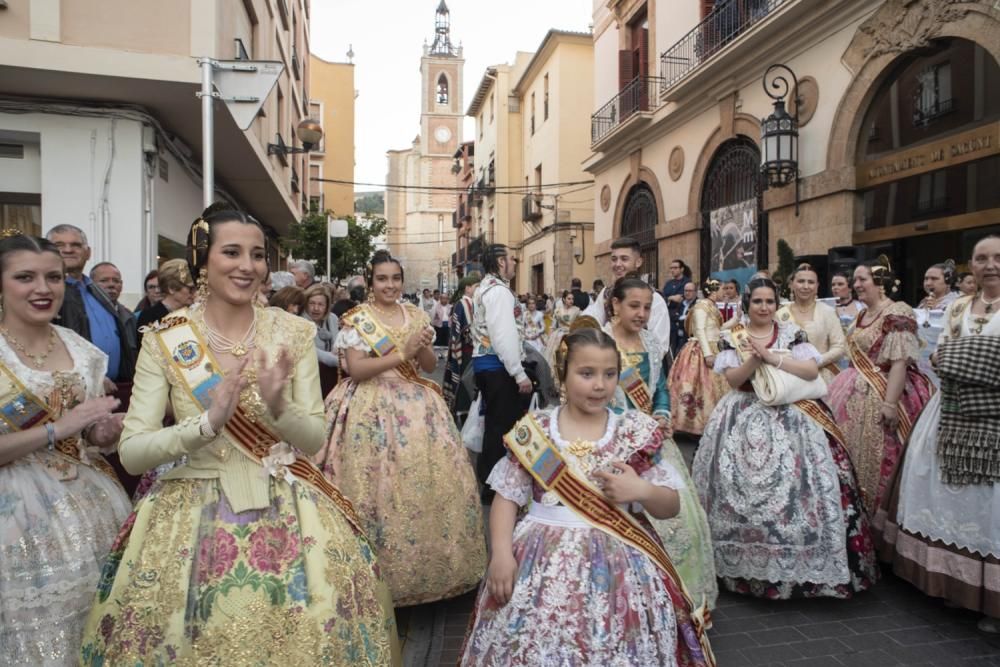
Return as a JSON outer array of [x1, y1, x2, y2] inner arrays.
[[153, 317, 366, 536], [947, 295, 974, 338], [504, 414, 714, 663], [343, 304, 442, 396], [846, 320, 915, 445], [0, 362, 120, 485], [617, 353, 654, 414]]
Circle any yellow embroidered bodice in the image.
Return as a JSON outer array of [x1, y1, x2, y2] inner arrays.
[[119, 306, 325, 512]]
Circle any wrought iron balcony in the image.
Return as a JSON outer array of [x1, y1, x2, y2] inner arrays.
[[591, 76, 665, 146], [660, 0, 789, 91]]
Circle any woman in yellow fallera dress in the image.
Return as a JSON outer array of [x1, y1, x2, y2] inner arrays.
[[776, 263, 846, 385], [319, 250, 486, 606], [80, 207, 399, 666]]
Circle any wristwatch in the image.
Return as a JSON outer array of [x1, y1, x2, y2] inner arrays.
[[199, 412, 217, 440]]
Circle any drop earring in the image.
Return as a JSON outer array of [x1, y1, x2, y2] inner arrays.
[[196, 268, 210, 302]]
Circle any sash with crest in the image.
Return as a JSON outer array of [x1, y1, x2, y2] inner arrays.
[[845, 312, 917, 445], [343, 304, 442, 395], [617, 353, 654, 414], [504, 414, 715, 665], [730, 324, 848, 447], [152, 315, 365, 536], [0, 362, 121, 485]]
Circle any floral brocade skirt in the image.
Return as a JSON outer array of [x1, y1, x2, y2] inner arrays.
[[826, 365, 933, 554], [80, 477, 399, 666], [668, 341, 729, 436], [319, 375, 487, 606], [460, 513, 711, 666]]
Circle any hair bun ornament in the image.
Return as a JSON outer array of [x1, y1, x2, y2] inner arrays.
[[569, 315, 601, 332], [187, 217, 210, 273], [703, 278, 721, 293], [0, 228, 23, 239]]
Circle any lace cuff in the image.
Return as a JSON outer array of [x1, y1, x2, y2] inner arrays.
[[486, 456, 532, 506], [334, 326, 371, 353], [791, 342, 822, 363], [714, 349, 741, 373], [641, 458, 686, 490], [876, 330, 919, 365]]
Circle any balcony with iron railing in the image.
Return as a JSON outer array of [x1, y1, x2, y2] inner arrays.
[[591, 75, 665, 147], [660, 0, 790, 93]]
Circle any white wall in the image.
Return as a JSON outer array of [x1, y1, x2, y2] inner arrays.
[[153, 146, 204, 247], [0, 111, 147, 302], [0, 134, 41, 192]]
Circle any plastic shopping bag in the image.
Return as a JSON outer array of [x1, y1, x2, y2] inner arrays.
[[461, 394, 485, 453]]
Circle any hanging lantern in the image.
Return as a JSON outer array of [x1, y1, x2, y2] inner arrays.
[[760, 64, 800, 215]]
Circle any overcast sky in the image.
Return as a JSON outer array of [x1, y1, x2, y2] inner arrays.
[[310, 0, 592, 192]]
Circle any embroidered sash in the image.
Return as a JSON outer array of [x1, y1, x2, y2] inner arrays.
[[343, 304, 443, 396], [618, 356, 654, 414], [947, 295, 974, 338], [845, 316, 915, 445], [504, 414, 715, 664], [0, 362, 120, 485], [153, 317, 365, 536]]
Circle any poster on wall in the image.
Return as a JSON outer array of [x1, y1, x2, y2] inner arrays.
[[709, 198, 757, 290]]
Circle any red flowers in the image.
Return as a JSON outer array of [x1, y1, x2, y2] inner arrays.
[[248, 525, 300, 574]]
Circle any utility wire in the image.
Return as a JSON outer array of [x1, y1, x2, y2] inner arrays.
[[313, 177, 594, 192]]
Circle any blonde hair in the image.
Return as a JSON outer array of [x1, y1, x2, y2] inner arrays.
[[158, 258, 194, 295]]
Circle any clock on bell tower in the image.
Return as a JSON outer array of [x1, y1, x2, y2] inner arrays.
[[420, 0, 464, 156]]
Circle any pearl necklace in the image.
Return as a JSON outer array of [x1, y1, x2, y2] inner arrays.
[[980, 292, 1000, 314], [0, 325, 56, 368], [203, 311, 257, 357], [748, 324, 774, 339]]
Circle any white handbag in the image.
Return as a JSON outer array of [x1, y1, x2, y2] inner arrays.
[[752, 361, 828, 406]]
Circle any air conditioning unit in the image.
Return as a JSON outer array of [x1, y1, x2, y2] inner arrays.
[[556, 209, 571, 222]]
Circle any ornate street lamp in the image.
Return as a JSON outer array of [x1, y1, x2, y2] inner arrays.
[[760, 64, 800, 216]]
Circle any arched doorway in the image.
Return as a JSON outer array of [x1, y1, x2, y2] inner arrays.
[[700, 136, 761, 288], [620, 182, 659, 285]]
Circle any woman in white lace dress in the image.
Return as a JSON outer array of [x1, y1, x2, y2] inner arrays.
[[693, 277, 878, 599], [0, 235, 131, 665]]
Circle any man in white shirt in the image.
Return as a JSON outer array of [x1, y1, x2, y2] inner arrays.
[[471, 244, 532, 502], [583, 236, 671, 354], [431, 292, 452, 347]]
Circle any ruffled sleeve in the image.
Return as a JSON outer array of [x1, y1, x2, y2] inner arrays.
[[622, 427, 685, 490], [334, 324, 371, 353], [486, 453, 532, 507], [713, 348, 741, 373], [875, 304, 920, 366], [789, 329, 822, 364]]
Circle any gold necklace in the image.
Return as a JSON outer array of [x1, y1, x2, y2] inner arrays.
[[861, 299, 890, 326], [0, 325, 57, 368], [369, 301, 401, 320]]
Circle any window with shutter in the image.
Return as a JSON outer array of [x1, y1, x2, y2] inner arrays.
[[700, 0, 716, 19]]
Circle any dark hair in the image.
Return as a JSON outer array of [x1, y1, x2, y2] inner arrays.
[[610, 236, 641, 253], [268, 286, 306, 312], [143, 269, 159, 290], [742, 277, 779, 314], [481, 243, 509, 275], [366, 249, 404, 287], [593, 278, 605, 290], [606, 276, 652, 321], [856, 256, 899, 294], [957, 271, 974, 283], [570, 277, 582, 289], [926, 260, 957, 288], [672, 259, 692, 278], [349, 285, 366, 303], [725, 279, 740, 290], [831, 270, 857, 300], [555, 325, 620, 385], [561, 289, 571, 299], [0, 235, 63, 279], [703, 277, 721, 294], [186, 202, 268, 279]]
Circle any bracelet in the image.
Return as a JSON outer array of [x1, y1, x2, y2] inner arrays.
[[882, 401, 898, 410], [199, 412, 217, 440], [775, 355, 784, 370], [44, 423, 57, 451]]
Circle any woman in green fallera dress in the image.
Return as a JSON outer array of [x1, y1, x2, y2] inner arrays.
[[601, 277, 718, 610]]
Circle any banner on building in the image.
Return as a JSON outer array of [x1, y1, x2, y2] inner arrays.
[[709, 198, 757, 289]]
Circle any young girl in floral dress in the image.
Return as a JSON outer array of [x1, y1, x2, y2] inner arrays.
[[462, 326, 713, 666]]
